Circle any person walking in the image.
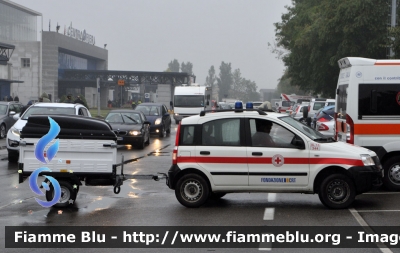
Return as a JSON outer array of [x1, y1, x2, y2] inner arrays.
[[74, 95, 85, 105], [65, 94, 73, 103], [131, 100, 136, 109], [14, 95, 19, 102]]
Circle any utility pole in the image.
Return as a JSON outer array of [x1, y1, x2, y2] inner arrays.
[[390, 0, 397, 57], [97, 77, 100, 117]]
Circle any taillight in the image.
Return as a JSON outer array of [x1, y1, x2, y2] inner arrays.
[[318, 117, 329, 122], [346, 114, 354, 144], [318, 123, 329, 131], [173, 122, 181, 165]]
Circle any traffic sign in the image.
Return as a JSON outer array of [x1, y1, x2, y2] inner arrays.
[[144, 93, 150, 98], [117, 79, 125, 86]]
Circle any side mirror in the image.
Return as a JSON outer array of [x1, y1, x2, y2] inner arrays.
[[144, 121, 151, 125], [9, 111, 16, 116], [292, 136, 305, 149], [13, 113, 20, 120]]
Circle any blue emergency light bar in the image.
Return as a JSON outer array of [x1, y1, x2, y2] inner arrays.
[[235, 101, 243, 109], [246, 102, 253, 109]]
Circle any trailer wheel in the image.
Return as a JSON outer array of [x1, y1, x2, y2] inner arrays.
[[46, 180, 76, 208], [383, 157, 400, 191], [175, 174, 209, 208], [318, 174, 355, 209]]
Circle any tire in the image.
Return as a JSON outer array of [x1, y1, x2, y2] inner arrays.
[[209, 192, 226, 200], [46, 180, 77, 208], [159, 126, 165, 138], [175, 174, 209, 208], [383, 157, 400, 191], [318, 174, 356, 209], [8, 150, 18, 163], [0, 124, 6, 139]]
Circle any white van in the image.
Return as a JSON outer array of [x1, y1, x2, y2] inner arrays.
[[335, 57, 400, 190]]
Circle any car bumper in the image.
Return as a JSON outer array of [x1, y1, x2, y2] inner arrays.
[[348, 165, 383, 193], [116, 135, 144, 145], [150, 124, 163, 134], [167, 164, 181, 189]]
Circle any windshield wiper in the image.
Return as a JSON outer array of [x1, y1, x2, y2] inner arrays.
[[123, 115, 138, 124], [313, 137, 334, 142]]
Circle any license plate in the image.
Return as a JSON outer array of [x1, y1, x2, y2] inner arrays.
[[117, 137, 123, 141]]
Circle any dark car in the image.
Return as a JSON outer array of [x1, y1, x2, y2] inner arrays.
[[311, 105, 335, 129], [135, 103, 171, 137], [0, 101, 23, 138], [105, 110, 150, 149]]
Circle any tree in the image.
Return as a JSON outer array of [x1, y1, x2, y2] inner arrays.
[[181, 62, 193, 75], [216, 62, 233, 101], [166, 59, 180, 72], [274, 0, 389, 97], [276, 69, 308, 95], [205, 66, 217, 87]]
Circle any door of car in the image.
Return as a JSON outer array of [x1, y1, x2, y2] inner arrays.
[[246, 118, 310, 188], [195, 117, 248, 186]]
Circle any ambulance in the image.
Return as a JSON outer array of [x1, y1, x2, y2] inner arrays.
[[277, 93, 313, 113], [167, 102, 382, 209], [335, 57, 400, 190]]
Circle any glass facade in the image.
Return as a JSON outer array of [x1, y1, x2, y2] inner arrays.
[[0, 2, 37, 42], [58, 52, 97, 70]]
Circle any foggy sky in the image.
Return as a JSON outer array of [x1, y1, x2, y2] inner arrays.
[[12, 0, 292, 90]]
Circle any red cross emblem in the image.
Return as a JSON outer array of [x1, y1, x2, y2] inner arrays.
[[272, 154, 284, 167]]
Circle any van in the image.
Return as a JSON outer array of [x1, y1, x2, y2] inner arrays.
[[308, 98, 335, 118], [335, 57, 400, 190]]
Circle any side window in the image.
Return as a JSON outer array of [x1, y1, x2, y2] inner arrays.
[[359, 83, 400, 117], [78, 108, 84, 116], [181, 125, 195, 145], [81, 108, 88, 116], [249, 119, 296, 148], [202, 118, 240, 146]]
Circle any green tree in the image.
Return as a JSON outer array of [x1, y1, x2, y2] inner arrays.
[[276, 69, 308, 95], [166, 59, 180, 72], [217, 62, 232, 100], [274, 0, 389, 97], [181, 62, 193, 75], [205, 65, 217, 88]]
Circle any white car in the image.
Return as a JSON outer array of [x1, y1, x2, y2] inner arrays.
[[7, 103, 91, 162], [316, 119, 335, 137], [167, 102, 382, 209]]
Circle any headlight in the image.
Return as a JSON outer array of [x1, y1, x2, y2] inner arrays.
[[11, 127, 21, 137], [360, 154, 375, 166], [155, 118, 162, 125], [129, 130, 140, 136], [174, 113, 179, 116]]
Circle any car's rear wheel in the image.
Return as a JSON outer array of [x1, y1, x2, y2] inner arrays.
[[318, 174, 355, 209], [0, 124, 6, 139], [175, 174, 209, 208]]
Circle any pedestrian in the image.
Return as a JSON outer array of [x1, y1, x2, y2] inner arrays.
[[14, 95, 19, 102], [74, 95, 85, 105], [7, 96, 13, 101], [65, 94, 73, 103], [138, 99, 142, 105], [170, 100, 173, 110], [41, 92, 51, 102], [131, 100, 136, 109]]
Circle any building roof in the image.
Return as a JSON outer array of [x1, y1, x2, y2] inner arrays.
[[0, 0, 42, 16]]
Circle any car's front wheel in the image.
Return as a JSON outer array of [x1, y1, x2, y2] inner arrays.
[[383, 157, 400, 191], [318, 174, 355, 209], [175, 174, 209, 208]]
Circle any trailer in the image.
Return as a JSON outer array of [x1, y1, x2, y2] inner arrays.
[[18, 115, 166, 207]]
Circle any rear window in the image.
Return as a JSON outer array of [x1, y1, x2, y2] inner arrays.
[[282, 101, 291, 107], [313, 102, 325, 110], [359, 83, 400, 118], [135, 105, 160, 116]]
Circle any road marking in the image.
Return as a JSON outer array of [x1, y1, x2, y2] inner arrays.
[[263, 208, 275, 220], [267, 193, 276, 202], [349, 208, 393, 253]]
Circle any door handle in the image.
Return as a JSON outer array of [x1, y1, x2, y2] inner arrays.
[[252, 152, 263, 156], [200, 151, 210, 155]]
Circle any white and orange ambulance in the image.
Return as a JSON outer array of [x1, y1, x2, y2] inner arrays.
[[335, 57, 400, 190], [167, 102, 382, 209]]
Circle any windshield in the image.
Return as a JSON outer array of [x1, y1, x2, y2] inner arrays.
[[105, 112, 141, 124], [135, 105, 161, 116], [0, 105, 7, 115], [174, 95, 205, 107], [22, 107, 75, 120], [279, 116, 332, 141]]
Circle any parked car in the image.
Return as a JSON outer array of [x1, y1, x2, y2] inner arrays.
[[311, 105, 335, 129], [6, 103, 91, 162], [316, 116, 335, 137], [105, 110, 150, 149], [290, 102, 310, 121], [0, 101, 23, 139], [252, 101, 263, 109], [218, 102, 232, 110], [135, 103, 171, 137], [308, 98, 335, 118]]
